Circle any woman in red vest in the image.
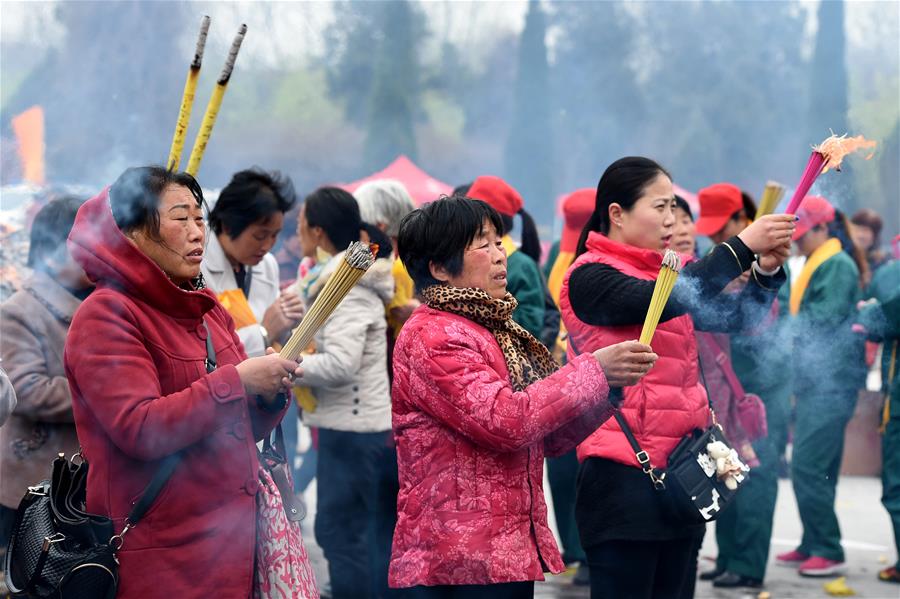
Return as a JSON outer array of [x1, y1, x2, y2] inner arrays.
[[559, 157, 795, 599]]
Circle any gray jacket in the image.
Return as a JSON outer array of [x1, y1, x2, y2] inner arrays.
[[0, 271, 82, 508], [0, 367, 16, 427], [298, 255, 394, 432]]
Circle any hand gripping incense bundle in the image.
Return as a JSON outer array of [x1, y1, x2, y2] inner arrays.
[[639, 249, 682, 346], [166, 15, 210, 171], [280, 242, 377, 360], [185, 24, 248, 177], [755, 181, 785, 218], [784, 133, 877, 215]]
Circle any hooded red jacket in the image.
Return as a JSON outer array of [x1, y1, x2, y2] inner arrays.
[[389, 305, 611, 587], [65, 190, 283, 599], [559, 233, 709, 469]]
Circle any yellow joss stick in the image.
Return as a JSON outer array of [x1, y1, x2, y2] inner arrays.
[[281, 243, 376, 360], [167, 16, 210, 172], [186, 24, 247, 177], [755, 181, 785, 218], [639, 250, 682, 346]]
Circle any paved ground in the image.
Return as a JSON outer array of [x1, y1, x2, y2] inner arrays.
[[301, 476, 898, 599]]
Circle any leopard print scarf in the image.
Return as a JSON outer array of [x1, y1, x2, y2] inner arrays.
[[422, 285, 559, 391]]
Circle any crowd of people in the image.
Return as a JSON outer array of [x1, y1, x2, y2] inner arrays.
[[0, 157, 897, 599]]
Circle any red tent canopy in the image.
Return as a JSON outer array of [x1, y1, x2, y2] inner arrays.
[[342, 155, 453, 205]]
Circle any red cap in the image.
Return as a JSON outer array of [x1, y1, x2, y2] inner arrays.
[[792, 195, 835, 240], [468, 176, 523, 217], [695, 183, 743, 236], [560, 189, 595, 253]]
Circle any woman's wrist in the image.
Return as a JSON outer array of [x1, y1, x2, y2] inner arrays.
[[752, 260, 780, 277]]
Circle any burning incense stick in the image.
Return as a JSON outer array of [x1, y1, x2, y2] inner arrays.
[[755, 181, 785, 218], [280, 242, 377, 360], [639, 250, 682, 346], [166, 16, 210, 171], [784, 133, 877, 215], [185, 24, 247, 177]]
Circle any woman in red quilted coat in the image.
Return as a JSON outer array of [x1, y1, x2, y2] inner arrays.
[[65, 166, 303, 599], [559, 157, 795, 599], [389, 196, 658, 598]]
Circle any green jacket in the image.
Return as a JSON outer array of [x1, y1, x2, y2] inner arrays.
[[793, 250, 866, 395], [507, 250, 546, 340], [857, 260, 900, 407]]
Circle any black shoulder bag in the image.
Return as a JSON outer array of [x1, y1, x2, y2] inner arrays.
[[610, 353, 750, 524], [3, 321, 217, 598]]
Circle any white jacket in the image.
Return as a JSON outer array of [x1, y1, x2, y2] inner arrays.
[[201, 232, 280, 358], [297, 254, 395, 433]]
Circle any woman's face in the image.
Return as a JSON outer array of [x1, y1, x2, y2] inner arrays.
[[672, 207, 696, 255], [851, 224, 874, 252], [130, 184, 205, 285], [711, 212, 750, 245], [432, 221, 508, 299], [611, 173, 676, 252], [297, 204, 323, 259], [219, 213, 283, 267]]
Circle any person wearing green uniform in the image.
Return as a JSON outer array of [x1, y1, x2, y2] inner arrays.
[[857, 256, 900, 584], [466, 176, 545, 339], [691, 184, 793, 589], [776, 196, 867, 577]]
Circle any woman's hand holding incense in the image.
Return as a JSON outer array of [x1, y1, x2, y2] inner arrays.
[[236, 349, 303, 400], [262, 290, 305, 340], [593, 340, 658, 387], [737, 214, 797, 255], [757, 240, 791, 272]]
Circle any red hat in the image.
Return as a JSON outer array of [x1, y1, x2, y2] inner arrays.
[[695, 183, 743, 236], [468, 176, 523, 217], [560, 188, 595, 252], [792, 195, 835, 240]]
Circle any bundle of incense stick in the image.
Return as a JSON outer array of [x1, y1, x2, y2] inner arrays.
[[280, 242, 377, 361], [166, 16, 210, 171], [185, 24, 247, 177], [784, 133, 877, 215], [755, 181, 785, 218], [639, 250, 682, 346]]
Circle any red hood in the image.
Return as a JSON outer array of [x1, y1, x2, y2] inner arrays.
[[68, 188, 216, 319]]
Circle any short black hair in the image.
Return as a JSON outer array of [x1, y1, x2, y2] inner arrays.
[[209, 168, 296, 238], [109, 166, 204, 239], [734, 191, 757, 222], [28, 195, 85, 271], [303, 187, 361, 251], [397, 196, 504, 292], [674, 195, 693, 221]]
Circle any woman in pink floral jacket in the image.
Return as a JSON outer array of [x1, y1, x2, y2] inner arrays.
[[389, 196, 658, 598]]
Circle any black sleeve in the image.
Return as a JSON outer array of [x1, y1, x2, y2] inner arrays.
[[568, 236, 757, 328]]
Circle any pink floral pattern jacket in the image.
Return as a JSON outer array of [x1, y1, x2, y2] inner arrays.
[[389, 306, 612, 588]]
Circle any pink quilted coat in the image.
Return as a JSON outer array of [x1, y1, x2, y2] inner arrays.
[[389, 305, 612, 587]]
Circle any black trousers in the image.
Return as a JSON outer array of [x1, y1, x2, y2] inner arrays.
[[400, 581, 534, 599], [586, 538, 696, 599], [315, 428, 399, 599]]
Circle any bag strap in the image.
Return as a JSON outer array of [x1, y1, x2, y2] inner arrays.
[[261, 424, 306, 522], [707, 334, 747, 402], [112, 319, 217, 548], [568, 333, 666, 489]]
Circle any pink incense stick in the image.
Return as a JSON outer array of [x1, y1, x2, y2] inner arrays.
[[784, 151, 826, 215]]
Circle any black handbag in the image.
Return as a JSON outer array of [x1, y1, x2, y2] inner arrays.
[[610, 354, 751, 524], [4, 321, 217, 598]]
